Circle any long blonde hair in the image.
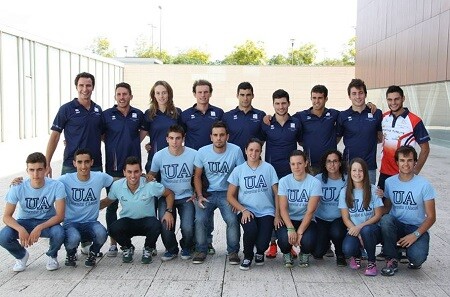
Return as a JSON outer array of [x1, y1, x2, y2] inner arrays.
[[147, 80, 178, 120]]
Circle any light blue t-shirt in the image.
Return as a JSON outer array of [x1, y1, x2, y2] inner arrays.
[[227, 161, 278, 217], [59, 172, 113, 223], [194, 142, 245, 192], [338, 184, 383, 226], [151, 147, 197, 200], [108, 177, 164, 219], [6, 177, 66, 220], [385, 174, 436, 226], [278, 174, 322, 221], [315, 174, 347, 222]]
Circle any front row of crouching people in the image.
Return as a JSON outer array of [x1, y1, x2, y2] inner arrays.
[[0, 135, 435, 278]]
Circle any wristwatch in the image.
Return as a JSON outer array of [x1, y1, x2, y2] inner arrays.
[[413, 230, 421, 238], [165, 208, 173, 214]]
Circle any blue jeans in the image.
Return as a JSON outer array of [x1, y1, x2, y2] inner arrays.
[[110, 217, 161, 249], [158, 196, 195, 253], [313, 217, 347, 258], [0, 219, 64, 259], [238, 214, 274, 259], [342, 224, 381, 262], [380, 214, 430, 266], [64, 221, 107, 255], [276, 220, 317, 254], [194, 191, 240, 254]]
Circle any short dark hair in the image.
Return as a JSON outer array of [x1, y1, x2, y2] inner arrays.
[[192, 79, 213, 93], [116, 82, 132, 95], [26, 152, 47, 167], [245, 138, 264, 150], [272, 89, 290, 102], [395, 145, 418, 162], [386, 85, 404, 98], [237, 82, 253, 94], [311, 85, 328, 98], [124, 156, 142, 171], [347, 78, 367, 96], [211, 121, 228, 134], [167, 124, 186, 137], [74, 148, 93, 160], [289, 150, 309, 174], [75, 72, 95, 88]]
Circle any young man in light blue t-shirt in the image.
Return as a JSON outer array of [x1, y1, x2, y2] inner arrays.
[[149, 124, 197, 261], [59, 149, 114, 267], [0, 152, 66, 272], [101, 156, 175, 264], [380, 146, 436, 276]]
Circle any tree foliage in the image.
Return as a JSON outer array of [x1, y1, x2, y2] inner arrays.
[[341, 36, 356, 65], [89, 37, 116, 58], [222, 40, 267, 65], [172, 49, 210, 64], [134, 37, 171, 63], [268, 54, 288, 65], [289, 43, 317, 65]]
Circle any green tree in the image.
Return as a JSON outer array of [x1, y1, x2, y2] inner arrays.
[[222, 40, 267, 65], [289, 43, 317, 65], [89, 37, 116, 58], [341, 36, 356, 65], [268, 54, 288, 65], [134, 36, 172, 63], [315, 58, 346, 66], [172, 49, 210, 64]]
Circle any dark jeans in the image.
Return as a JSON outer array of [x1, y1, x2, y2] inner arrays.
[[109, 217, 161, 249], [342, 224, 381, 262], [276, 220, 317, 254], [238, 213, 274, 259], [105, 170, 124, 234], [64, 221, 107, 255], [158, 197, 195, 253], [313, 217, 347, 258]]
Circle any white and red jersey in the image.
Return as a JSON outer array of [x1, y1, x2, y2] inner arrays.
[[380, 108, 430, 176]]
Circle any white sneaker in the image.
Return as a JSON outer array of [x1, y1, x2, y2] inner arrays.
[[13, 250, 29, 272], [46, 256, 60, 271], [107, 245, 118, 257], [80, 242, 92, 255]]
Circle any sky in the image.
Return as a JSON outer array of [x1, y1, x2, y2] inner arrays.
[[0, 0, 357, 61]]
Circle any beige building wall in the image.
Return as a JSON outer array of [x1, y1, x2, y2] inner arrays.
[[124, 65, 355, 115]]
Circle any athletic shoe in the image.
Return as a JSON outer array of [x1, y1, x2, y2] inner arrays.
[[80, 242, 92, 255], [192, 252, 206, 264], [181, 249, 191, 260], [161, 251, 177, 262], [266, 242, 277, 258], [283, 253, 293, 268], [290, 247, 298, 259], [141, 247, 153, 264], [239, 259, 252, 271], [107, 245, 118, 257], [381, 258, 399, 276], [65, 253, 77, 267], [298, 253, 310, 268], [376, 251, 385, 261], [336, 255, 347, 267], [408, 262, 422, 270], [349, 257, 361, 270], [85, 251, 96, 267], [228, 252, 240, 265], [399, 250, 409, 264], [46, 256, 60, 271], [207, 244, 216, 255], [325, 247, 334, 257], [13, 250, 29, 272], [365, 261, 378, 276], [254, 253, 265, 266], [122, 247, 134, 263], [150, 248, 157, 257]]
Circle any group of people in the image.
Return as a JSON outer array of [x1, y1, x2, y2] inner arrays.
[[0, 72, 436, 278]]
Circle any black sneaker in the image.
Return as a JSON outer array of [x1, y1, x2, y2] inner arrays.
[[228, 252, 240, 265], [239, 259, 252, 271], [381, 258, 399, 276], [192, 252, 206, 264], [254, 254, 264, 266], [65, 254, 77, 267], [408, 262, 422, 270], [141, 247, 153, 264], [85, 251, 96, 267], [376, 251, 385, 261], [122, 247, 134, 263], [336, 255, 347, 267], [207, 244, 216, 255]]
